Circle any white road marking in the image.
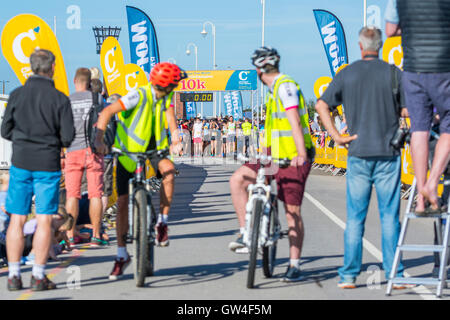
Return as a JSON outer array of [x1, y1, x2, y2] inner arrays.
[[304, 192, 438, 300]]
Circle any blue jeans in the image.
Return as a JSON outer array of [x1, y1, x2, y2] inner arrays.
[[338, 156, 404, 281]]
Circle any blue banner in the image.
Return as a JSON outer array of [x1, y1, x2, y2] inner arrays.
[[224, 91, 244, 120], [126, 6, 160, 80], [313, 9, 348, 77], [186, 102, 197, 120]]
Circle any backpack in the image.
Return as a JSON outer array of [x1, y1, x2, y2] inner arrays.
[[84, 92, 117, 154]]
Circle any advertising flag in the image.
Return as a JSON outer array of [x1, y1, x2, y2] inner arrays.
[[186, 102, 197, 120], [1, 14, 69, 95], [313, 9, 349, 77], [100, 36, 126, 96], [126, 6, 160, 80], [223, 92, 233, 117], [230, 91, 243, 120]]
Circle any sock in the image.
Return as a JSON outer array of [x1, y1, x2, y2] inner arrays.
[[117, 246, 129, 260], [32, 264, 45, 280], [8, 262, 20, 279], [239, 227, 245, 235], [158, 214, 169, 224], [290, 259, 300, 269]]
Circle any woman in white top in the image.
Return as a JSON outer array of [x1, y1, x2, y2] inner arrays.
[[227, 116, 236, 155], [221, 121, 228, 157], [192, 118, 203, 157]]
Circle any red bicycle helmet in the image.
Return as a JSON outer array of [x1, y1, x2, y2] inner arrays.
[[150, 62, 187, 88]]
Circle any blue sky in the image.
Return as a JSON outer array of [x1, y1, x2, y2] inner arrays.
[[0, 0, 388, 116]]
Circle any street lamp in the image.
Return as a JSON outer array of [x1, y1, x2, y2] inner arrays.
[[201, 21, 217, 117], [186, 42, 198, 71]]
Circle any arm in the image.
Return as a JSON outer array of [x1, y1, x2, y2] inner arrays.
[[385, 22, 401, 37], [59, 99, 76, 148], [166, 106, 182, 155], [1, 100, 14, 141], [285, 108, 308, 166], [315, 100, 357, 147], [94, 101, 124, 155]]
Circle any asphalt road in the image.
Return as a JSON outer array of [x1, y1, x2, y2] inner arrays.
[[0, 157, 447, 301]]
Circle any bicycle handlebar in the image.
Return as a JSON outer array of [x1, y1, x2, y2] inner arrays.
[[237, 153, 291, 168], [111, 147, 170, 161]]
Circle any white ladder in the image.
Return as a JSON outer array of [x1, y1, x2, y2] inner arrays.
[[386, 178, 450, 298]]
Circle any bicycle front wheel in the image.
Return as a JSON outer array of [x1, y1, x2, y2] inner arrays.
[[247, 198, 264, 289], [133, 188, 149, 287], [262, 202, 279, 278]]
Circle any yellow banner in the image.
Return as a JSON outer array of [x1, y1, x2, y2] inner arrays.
[[1, 14, 69, 95], [174, 70, 257, 92], [100, 37, 126, 96], [100, 37, 148, 97], [313, 76, 332, 99], [382, 36, 403, 70], [123, 63, 148, 93]]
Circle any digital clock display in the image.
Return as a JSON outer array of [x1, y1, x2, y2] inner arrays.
[[180, 93, 214, 102]]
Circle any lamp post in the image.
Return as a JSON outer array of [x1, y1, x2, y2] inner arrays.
[[258, 0, 266, 136], [186, 43, 198, 71], [201, 21, 217, 117], [364, 0, 367, 27], [186, 42, 202, 117]]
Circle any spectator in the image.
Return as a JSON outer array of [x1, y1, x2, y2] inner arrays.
[[309, 119, 321, 135], [203, 119, 211, 156], [65, 68, 105, 248], [385, 0, 450, 214], [242, 118, 253, 157], [1, 49, 75, 291], [221, 120, 228, 157], [193, 118, 203, 157], [227, 116, 236, 156], [315, 27, 411, 289], [210, 119, 219, 157], [101, 93, 121, 226]]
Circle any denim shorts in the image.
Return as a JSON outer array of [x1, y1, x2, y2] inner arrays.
[[403, 71, 450, 133], [6, 166, 61, 215]]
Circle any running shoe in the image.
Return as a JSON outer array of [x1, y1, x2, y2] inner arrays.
[[155, 223, 170, 247], [30, 275, 57, 291], [281, 266, 305, 283], [109, 257, 131, 280], [89, 237, 108, 247], [228, 234, 246, 252], [337, 279, 357, 289], [7, 276, 23, 291]]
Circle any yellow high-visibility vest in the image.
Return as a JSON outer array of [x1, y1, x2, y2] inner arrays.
[[264, 75, 312, 161], [115, 83, 172, 172]]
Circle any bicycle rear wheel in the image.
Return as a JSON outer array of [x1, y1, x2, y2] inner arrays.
[[133, 188, 149, 287], [262, 201, 279, 278], [247, 198, 264, 289]]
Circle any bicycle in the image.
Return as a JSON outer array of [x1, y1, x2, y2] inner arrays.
[[111, 147, 169, 287], [239, 154, 290, 288]]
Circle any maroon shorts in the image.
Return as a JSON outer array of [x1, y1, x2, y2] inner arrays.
[[244, 160, 311, 206]]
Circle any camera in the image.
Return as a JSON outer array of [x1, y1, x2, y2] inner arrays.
[[390, 127, 410, 150]]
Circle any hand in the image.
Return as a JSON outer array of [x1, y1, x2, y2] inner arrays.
[[170, 141, 183, 156], [94, 138, 108, 155], [335, 134, 358, 149], [290, 154, 308, 167]]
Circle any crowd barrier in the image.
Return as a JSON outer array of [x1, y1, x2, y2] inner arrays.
[[311, 134, 444, 198]]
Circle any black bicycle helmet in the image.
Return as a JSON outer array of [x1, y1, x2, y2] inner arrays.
[[251, 46, 280, 71]]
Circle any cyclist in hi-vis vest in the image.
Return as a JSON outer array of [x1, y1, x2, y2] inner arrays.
[[94, 62, 187, 280], [229, 47, 315, 282]]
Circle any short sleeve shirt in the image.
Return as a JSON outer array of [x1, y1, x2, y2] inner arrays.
[[270, 74, 299, 111], [384, 0, 399, 24], [320, 59, 402, 158]]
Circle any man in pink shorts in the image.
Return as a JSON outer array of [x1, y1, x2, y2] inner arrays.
[[65, 68, 104, 247]]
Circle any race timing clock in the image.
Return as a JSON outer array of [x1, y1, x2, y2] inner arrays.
[[180, 92, 214, 103]]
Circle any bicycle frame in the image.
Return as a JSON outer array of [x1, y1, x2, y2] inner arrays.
[[243, 157, 272, 248], [242, 155, 289, 250]]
